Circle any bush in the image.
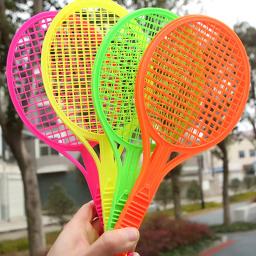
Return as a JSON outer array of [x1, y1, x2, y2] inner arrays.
[[137, 213, 213, 256], [155, 180, 172, 209], [186, 181, 201, 202], [46, 183, 75, 226], [243, 176, 256, 189], [229, 178, 241, 193]]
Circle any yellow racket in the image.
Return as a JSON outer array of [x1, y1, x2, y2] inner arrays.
[[41, 0, 128, 228]]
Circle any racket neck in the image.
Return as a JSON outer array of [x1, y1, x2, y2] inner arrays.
[[98, 136, 117, 228], [115, 144, 170, 229]]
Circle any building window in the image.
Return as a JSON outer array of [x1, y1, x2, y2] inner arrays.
[[250, 149, 256, 157], [39, 141, 58, 157], [239, 150, 245, 158]]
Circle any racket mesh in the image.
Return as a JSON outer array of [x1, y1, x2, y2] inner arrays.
[[95, 10, 178, 145], [143, 18, 248, 147], [9, 14, 79, 146], [47, 9, 121, 134]]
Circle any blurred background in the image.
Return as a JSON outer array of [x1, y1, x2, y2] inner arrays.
[[0, 0, 256, 255]]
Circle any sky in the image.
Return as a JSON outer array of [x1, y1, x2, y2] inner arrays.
[[184, 0, 256, 28], [61, 0, 256, 29]]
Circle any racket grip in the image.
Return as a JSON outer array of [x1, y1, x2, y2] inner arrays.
[[108, 191, 128, 230], [115, 186, 151, 229], [101, 179, 115, 227]]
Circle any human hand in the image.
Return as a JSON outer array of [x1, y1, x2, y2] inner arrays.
[[47, 201, 140, 256]]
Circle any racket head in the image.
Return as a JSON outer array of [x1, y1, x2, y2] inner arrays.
[[6, 11, 82, 151], [93, 8, 178, 150], [136, 15, 250, 154], [41, 0, 128, 144]]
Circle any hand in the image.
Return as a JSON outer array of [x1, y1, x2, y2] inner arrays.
[[47, 201, 140, 256]]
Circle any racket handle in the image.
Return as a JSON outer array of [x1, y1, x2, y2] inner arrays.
[[101, 178, 115, 227], [115, 186, 151, 229], [108, 191, 128, 230]]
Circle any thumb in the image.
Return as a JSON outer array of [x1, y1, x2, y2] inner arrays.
[[85, 227, 140, 256]]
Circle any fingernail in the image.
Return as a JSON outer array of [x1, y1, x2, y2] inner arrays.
[[126, 227, 139, 241], [132, 253, 140, 256]]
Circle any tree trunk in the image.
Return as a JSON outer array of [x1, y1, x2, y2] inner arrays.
[[0, 0, 45, 254], [218, 140, 231, 226], [33, 0, 43, 15], [1, 118, 46, 255], [197, 155, 205, 209], [169, 164, 182, 219]]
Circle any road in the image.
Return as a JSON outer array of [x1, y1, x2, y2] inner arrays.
[[187, 202, 248, 225]]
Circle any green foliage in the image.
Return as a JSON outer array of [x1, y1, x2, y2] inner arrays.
[[155, 179, 173, 209], [46, 183, 75, 226], [0, 237, 28, 253], [211, 222, 256, 233], [0, 230, 60, 254], [243, 175, 256, 189], [186, 180, 201, 202], [229, 178, 241, 193], [234, 22, 256, 70], [230, 191, 256, 203]]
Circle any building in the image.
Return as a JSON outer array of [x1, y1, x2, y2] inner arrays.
[[0, 127, 91, 222], [182, 135, 256, 197]]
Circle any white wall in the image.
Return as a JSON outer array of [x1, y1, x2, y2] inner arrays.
[[0, 162, 25, 221]]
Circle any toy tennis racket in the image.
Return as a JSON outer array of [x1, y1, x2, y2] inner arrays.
[[116, 15, 250, 231], [93, 8, 178, 230], [6, 12, 103, 225], [41, 0, 128, 227]]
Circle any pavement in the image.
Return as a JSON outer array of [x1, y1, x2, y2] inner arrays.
[[187, 201, 256, 256], [0, 216, 60, 241], [187, 202, 249, 225], [201, 230, 256, 256]]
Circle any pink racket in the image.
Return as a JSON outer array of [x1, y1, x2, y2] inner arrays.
[[6, 11, 103, 225]]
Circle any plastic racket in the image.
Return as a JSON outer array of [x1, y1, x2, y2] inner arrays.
[[93, 8, 178, 230], [41, 0, 128, 227], [6, 11, 103, 225], [116, 15, 250, 231]]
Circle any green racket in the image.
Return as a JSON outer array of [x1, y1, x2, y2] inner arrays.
[[93, 8, 178, 230]]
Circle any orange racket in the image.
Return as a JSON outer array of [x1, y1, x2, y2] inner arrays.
[[115, 15, 250, 230]]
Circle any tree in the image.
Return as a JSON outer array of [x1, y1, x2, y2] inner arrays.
[[213, 137, 232, 226], [0, 0, 68, 254], [46, 183, 75, 226], [234, 23, 256, 145], [0, 1, 47, 255], [168, 163, 183, 220], [115, 0, 191, 12], [186, 180, 201, 202], [197, 155, 205, 209], [155, 179, 173, 209]]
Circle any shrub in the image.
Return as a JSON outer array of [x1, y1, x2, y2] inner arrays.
[[137, 213, 213, 256], [46, 183, 75, 226], [243, 175, 256, 189], [229, 178, 241, 193], [186, 181, 201, 202], [155, 180, 173, 209]]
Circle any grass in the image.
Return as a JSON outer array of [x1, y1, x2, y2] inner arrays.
[[156, 201, 221, 217], [0, 231, 60, 254], [160, 238, 217, 256], [230, 191, 256, 203], [210, 222, 256, 233], [157, 190, 256, 217]]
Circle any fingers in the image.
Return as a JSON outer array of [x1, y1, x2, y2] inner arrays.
[[74, 201, 97, 222], [85, 227, 140, 256]]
